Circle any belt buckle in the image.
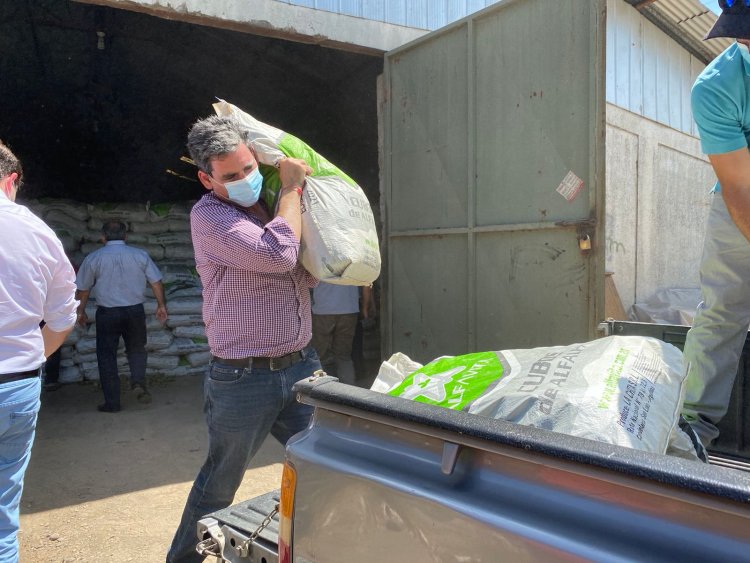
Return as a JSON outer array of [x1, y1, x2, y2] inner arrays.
[[269, 356, 282, 371]]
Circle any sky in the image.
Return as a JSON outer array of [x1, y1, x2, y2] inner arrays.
[[701, 0, 720, 14]]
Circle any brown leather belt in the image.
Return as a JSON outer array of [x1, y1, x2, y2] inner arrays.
[[212, 348, 306, 371], [0, 368, 42, 384]]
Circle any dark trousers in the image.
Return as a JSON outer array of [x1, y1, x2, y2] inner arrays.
[[95, 304, 147, 408], [44, 348, 61, 383]]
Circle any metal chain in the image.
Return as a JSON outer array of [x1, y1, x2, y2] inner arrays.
[[240, 503, 279, 553]]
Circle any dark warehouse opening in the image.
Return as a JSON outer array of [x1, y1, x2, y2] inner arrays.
[[0, 0, 383, 204]]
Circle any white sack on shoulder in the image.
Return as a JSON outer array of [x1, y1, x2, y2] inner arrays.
[[213, 99, 380, 285]]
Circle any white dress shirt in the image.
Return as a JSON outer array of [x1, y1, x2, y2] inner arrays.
[[0, 193, 78, 373]]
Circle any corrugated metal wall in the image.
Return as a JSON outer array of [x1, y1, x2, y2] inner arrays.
[[279, 0, 499, 30], [606, 0, 705, 137], [280, 0, 707, 137]]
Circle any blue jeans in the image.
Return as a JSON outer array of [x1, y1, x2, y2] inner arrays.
[[95, 304, 147, 409], [0, 376, 41, 562], [166, 346, 320, 563]]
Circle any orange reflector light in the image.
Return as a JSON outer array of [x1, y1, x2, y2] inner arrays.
[[280, 461, 297, 518], [279, 461, 297, 563]]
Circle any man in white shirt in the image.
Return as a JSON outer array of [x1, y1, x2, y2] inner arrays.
[[0, 140, 78, 561]]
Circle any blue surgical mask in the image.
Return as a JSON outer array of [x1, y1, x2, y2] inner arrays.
[[223, 167, 263, 207], [737, 42, 750, 65]]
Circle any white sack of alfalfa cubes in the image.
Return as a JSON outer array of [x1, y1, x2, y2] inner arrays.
[[212, 99, 381, 286], [371, 336, 706, 462]]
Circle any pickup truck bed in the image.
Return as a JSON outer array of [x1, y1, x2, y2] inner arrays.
[[198, 322, 750, 562], [200, 378, 750, 562]]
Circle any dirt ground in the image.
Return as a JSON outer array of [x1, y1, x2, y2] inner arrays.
[[19, 375, 286, 562]]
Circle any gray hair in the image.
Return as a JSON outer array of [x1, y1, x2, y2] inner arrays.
[[186, 116, 253, 175], [102, 220, 127, 241], [0, 140, 23, 186]]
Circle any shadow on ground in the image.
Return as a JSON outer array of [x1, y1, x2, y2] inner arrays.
[[24, 376, 286, 514]]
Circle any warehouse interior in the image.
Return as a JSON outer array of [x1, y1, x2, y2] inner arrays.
[[0, 0, 384, 383], [0, 0, 383, 205]]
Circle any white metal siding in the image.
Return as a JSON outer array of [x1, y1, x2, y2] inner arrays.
[[607, 0, 706, 136], [279, 0, 498, 29]]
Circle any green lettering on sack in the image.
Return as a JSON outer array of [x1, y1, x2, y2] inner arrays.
[[598, 348, 630, 409], [388, 352, 504, 410]]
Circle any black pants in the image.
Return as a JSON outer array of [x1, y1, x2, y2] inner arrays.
[[95, 304, 147, 408], [44, 348, 61, 383]]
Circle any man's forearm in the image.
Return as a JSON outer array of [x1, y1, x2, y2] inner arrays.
[[150, 281, 167, 308], [274, 157, 310, 241], [41, 324, 73, 358], [150, 281, 169, 324], [362, 285, 374, 318], [275, 187, 303, 240], [76, 289, 89, 313]]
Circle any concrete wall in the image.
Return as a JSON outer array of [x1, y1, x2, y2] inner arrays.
[[606, 103, 715, 314]]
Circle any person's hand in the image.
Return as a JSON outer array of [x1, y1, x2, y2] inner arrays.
[[76, 311, 88, 327], [362, 302, 377, 323], [277, 157, 312, 189], [155, 305, 168, 326], [362, 302, 373, 320]]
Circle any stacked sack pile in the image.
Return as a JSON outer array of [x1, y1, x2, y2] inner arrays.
[[24, 198, 209, 384]]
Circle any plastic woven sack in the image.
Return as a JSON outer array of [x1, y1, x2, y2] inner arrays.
[[373, 336, 703, 461], [213, 100, 380, 286]]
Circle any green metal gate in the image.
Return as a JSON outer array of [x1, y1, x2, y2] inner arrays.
[[381, 0, 607, 362]]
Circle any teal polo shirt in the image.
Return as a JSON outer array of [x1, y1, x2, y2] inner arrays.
[[692, 42, 750, 192]]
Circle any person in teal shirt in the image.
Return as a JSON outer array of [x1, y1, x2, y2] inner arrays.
[[682, 0, 750, 445]]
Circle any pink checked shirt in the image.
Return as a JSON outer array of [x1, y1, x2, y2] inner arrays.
[[190, 192, 318, 359]]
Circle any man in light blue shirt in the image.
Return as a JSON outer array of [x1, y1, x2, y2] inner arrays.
[[681, 0, 750, 445], [311, 283, 373, 385], [76, 220, 168, 412]]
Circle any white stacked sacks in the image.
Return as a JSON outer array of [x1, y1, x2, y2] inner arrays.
[[27, 198, 208, 383]]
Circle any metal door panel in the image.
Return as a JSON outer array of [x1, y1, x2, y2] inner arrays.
[[383, 0, 605, 359], [474, 2, 594, 226], [389, 235, 469, 361], [388, 25, 470, 232], [475, 230, 589, 351]]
